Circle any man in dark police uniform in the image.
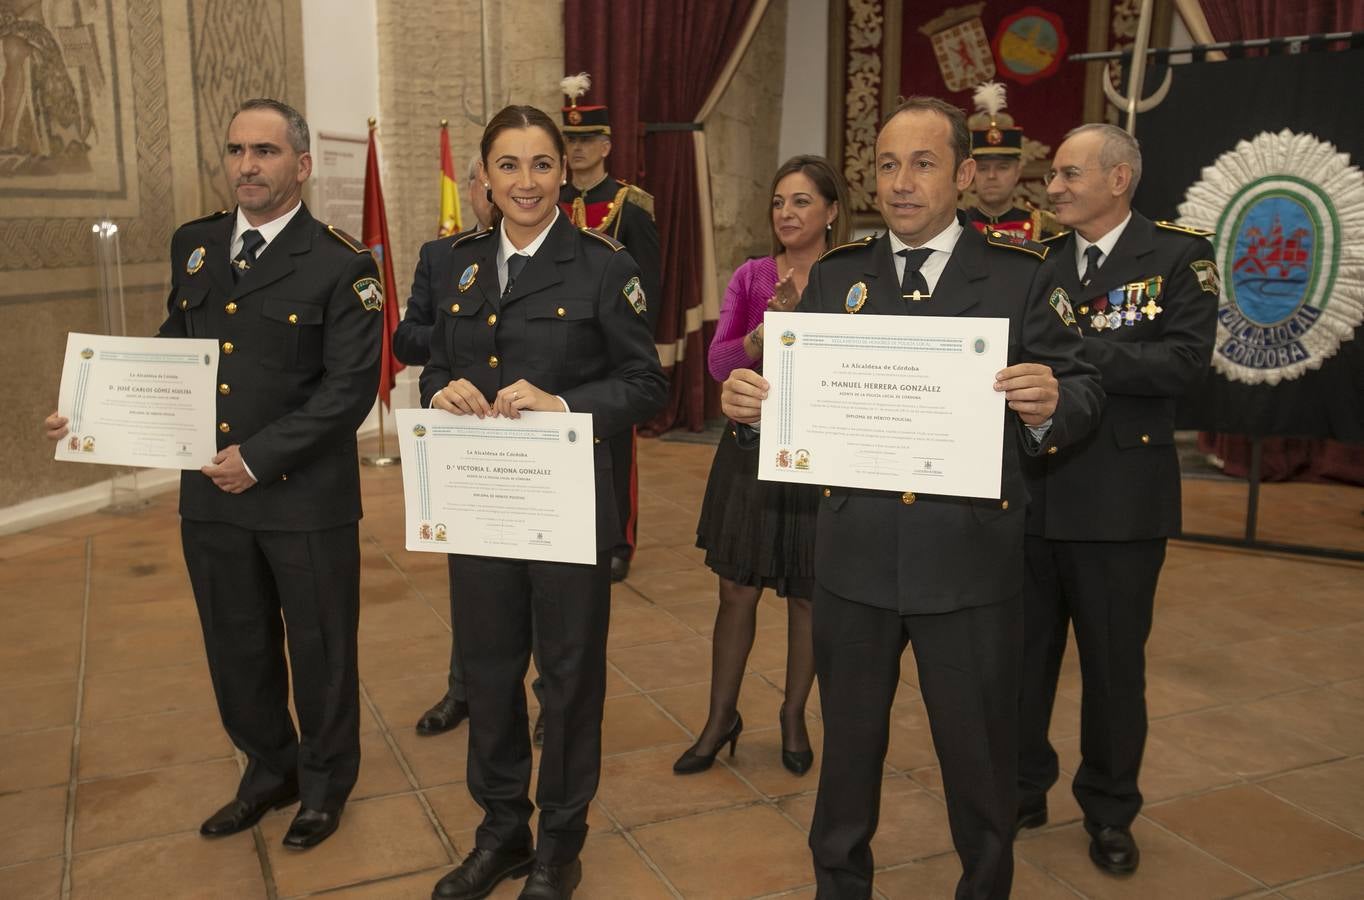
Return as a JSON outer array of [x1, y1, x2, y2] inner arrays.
[[722, 97, 1103, 900], [48, 98, 381, 850], [1017, 122, 1218, 876], [558, 72, 661, 583]]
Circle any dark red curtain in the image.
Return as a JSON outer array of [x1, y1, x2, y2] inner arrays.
[[1194, 0, 1364, 486], [566, 0, 760, 432], [1200, 0, 1364, 40]]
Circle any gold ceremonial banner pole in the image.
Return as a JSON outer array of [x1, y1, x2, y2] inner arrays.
[[364, 405, 400, 467]]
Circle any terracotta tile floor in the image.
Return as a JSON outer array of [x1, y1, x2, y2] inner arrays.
[[2, 435, 1362, 899]]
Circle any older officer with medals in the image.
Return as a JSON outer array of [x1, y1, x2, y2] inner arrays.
[[965, 81, 1059, 241], [1016, 123, 1219, 877], [422, 105, 665, 900], [46, 98, 382, 850], [722, 97, 1102, 900], [558, 72, 661, 584]]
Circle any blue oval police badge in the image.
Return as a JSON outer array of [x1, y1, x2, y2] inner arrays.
[[845, 281, 867, 313], [458, 263, 478, 293], [186, 246, 206, 275], [1178, 129, 1364, 385]]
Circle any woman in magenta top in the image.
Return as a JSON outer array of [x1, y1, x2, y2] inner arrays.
[[678, 156, 852, 776]]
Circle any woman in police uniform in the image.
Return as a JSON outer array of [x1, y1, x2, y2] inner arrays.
[[420, 106, 666, 900]]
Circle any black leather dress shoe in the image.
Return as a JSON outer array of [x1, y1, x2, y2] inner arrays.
[[519, 859, 582, 900], [433, 846, 536, 900], [1088, 823, 1139, 875], [609, 556, 630, 582], [200, 787, 299, 837], [1016, 803, 1048, 834], [532, 710, 545, 748], [282, 807, 341, 849], [417, 693, 469, 736]]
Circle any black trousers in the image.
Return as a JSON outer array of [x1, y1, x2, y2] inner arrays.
[[608, 427, 637, 561], [451, 550, 611, 865], [810, 587, 1020, 900], [181, 519, 361, 812], [445, 551, 546, 707], [1018, 536, 1166, 827]]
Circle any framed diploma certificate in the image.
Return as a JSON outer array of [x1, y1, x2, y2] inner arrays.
[[758, 312, 1009, 499], [53, 333, 220, 470], [396, 408, 597, 564]]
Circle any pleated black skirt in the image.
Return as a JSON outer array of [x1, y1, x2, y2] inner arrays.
[[695, 427, 817, 599]]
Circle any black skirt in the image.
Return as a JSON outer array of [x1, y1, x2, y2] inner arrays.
[[695, 427, 818, 599]]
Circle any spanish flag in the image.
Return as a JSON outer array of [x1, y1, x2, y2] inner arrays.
[[437, 121, 461, 237]]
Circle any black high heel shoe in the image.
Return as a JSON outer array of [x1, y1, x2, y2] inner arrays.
[[780, 706, 814, 776], [672, 712, 743, 774]]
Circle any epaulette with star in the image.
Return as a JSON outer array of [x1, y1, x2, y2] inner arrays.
[[326, 225, 368, 254], [984, 228, 1048, 261], [581, 228, 624, 251], [817, 235, 874, 261], [452, 227, 494, 248], [1155, 220, 1214, 238], [185, 209, 230, 225]]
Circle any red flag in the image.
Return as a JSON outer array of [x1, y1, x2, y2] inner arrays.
[[363, 124, 403, 409]]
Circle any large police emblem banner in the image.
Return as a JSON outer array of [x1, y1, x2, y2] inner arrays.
[[1178, 130, 1364, 386], [1133, 49, 1364, 440]]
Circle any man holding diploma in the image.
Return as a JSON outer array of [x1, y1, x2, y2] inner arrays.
[[722, 97, 1102, 899], [46, 99, 381, 850]]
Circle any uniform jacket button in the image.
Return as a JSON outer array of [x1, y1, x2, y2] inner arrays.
[[1046, 445, 1058, 455], [901, 491, 916, 505], [218, 422, 230, 433], [218, 383, 230, 395], [225, 302, 238, 315], [222, 341, 234, 354], [288, 313, 299, 324], [179, 298, 188, 309], [488, 355, 499, 368], [450, 303, 460, 313], [487, 313, 497, 325], [556, 307, 566, 317], [1140, 434, 1151, 444], [822, 488, 831, 498], [1001, 499, 1009, 510]]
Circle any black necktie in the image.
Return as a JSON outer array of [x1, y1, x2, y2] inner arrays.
[[232, 229, 264, 283], [898, 248, 933, 301], [1081, 244, 1103, 286], [504, 252, 528, 296]]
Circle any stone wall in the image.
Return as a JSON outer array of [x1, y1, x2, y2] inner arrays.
[[373, 0, 565, 298], [1, 0, 306, 509], [707, 0, 788, 306]]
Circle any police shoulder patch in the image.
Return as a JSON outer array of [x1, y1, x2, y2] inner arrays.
[[622, 275, 646, 315], [353, 276, 383, 311], [1154, 220, 1214, 238], [581, 228, 623, 251], [817, 235, 874, 262], [984, 229, 1049, 260], [326, 225, 368, 253], [1048, 286, 1078, 328], [453, 227, 494, 248]]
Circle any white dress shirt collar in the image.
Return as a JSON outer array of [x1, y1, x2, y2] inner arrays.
[[1073, 211, 1132, 280], [887, 216, 964, 293], [497, 207, 560, 289], [231, 202, 303, 259]]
